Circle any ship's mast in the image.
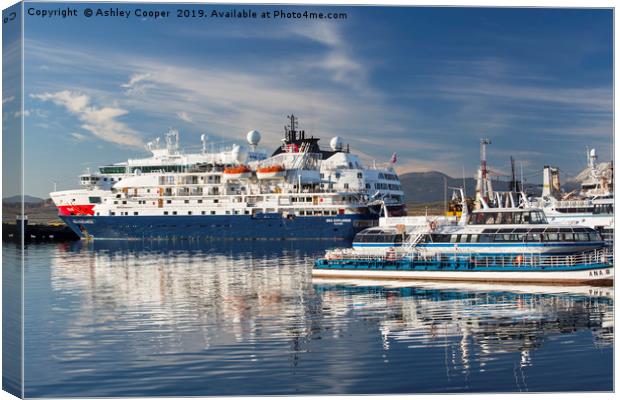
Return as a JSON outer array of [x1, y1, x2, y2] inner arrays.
[[286, 114, 298, 142], [475, 138, 492, 208]]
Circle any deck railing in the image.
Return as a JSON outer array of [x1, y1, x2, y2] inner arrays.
[[323, 247, 613, 268]]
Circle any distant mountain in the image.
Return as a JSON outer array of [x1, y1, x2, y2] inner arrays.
[[399, 171, 541, 204], [3, 195, 45, 204]]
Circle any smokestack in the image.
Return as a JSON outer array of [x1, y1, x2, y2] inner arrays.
[[542, 165, 561, 199]]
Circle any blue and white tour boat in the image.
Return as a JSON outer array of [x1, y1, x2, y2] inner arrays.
[[314, 194, 613, 285]]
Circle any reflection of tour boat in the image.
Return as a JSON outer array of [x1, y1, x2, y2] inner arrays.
[[314, 192, 613, 285], [256, 165, 285, 180]]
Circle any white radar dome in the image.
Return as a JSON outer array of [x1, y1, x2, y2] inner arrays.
[[246, 130, 261, 146], [330, 136, 344, 151]]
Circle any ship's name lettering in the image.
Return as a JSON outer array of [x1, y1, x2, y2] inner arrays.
[[72, 219, 94, 224]]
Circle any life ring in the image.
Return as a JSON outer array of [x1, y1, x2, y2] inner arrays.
[[515, 255, 524, 266]]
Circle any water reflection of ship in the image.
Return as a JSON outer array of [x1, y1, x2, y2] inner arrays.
[[49, 240, 337, 357], [48, 242, 613, 383], [313, 281, 614, 377]]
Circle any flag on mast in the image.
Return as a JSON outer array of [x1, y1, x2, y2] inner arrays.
[[390, 152, 397, 164]]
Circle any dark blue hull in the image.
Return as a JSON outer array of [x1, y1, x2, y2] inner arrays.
[[60, 213, 377, 240]]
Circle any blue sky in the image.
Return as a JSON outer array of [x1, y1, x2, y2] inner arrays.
[[12, 3, 614, 198]]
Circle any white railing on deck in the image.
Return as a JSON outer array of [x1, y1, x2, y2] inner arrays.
[[323, 247, 613, 268]]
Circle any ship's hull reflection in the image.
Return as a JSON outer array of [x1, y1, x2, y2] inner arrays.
[[22, 239, 612, 395]]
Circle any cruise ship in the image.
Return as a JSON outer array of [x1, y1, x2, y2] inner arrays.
[[50, 115, 406, 240]]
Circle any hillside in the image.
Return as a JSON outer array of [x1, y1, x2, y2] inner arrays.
[[399, 171, 542, 204], [3, 195, 45, 204]]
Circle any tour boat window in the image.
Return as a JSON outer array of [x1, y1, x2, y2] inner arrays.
[[478, 234, 492, 242], [576, 233, 589, 241], [560, 233, 574, 241], [459, 235, 469, 243], [172, 211, 177, 215], [89, 197, 101, 204], [546, 233, 559, 241], [450, 235, 458, 243], [210, 211, 216, 215], [134, 212, 138, 216], [164, 211, 168, 215], [589, 232, 602, 241], [526, 233, 541, 242]]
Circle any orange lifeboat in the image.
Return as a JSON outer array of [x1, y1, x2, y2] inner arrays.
[[223, 165, 252, 180], [256, 165, 285, 180]]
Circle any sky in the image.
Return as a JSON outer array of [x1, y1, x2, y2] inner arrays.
[[6, 2, 614, 198]]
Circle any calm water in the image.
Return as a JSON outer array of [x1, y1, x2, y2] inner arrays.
[[5, 240, 614, 396]]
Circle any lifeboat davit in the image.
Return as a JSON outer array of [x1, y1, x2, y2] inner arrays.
[[223, 165, 252, 180], [256, 165, 286, 180]]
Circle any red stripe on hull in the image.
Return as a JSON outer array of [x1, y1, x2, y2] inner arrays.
[[58, 205, 95, 216]]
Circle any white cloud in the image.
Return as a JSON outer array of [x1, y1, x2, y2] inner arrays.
[[176, 111, 192, 122], [31, 90, 142, 147], [287, 23, 369, 94], [121, 72, 154, 94], [3, 96, 15, 104], [13, 110, 30, 118], [70, 132, 88, 141]]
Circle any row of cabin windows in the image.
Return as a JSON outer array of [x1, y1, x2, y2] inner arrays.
[[378, 173, 398, 181], [100, 165, 193, 174], [468, 211, 547, 225], [320, 172, 365, 179], [593, 204, 613, 214], [159, 175, 222, 185], [109, 210, 251, 216], [374, 183, 401, 191], [299, 210, 340, 216], [106, 209, 339, 217], [555, 207, 594, 214], [481, 227, 593, 234], [427, 232, 601, 243], [84, 176, 121, 183], [354, 234, 404, 243]]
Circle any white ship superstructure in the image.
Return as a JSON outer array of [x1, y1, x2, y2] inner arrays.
[[51, 115, 406, 240], [531, 149, 613, 243]]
